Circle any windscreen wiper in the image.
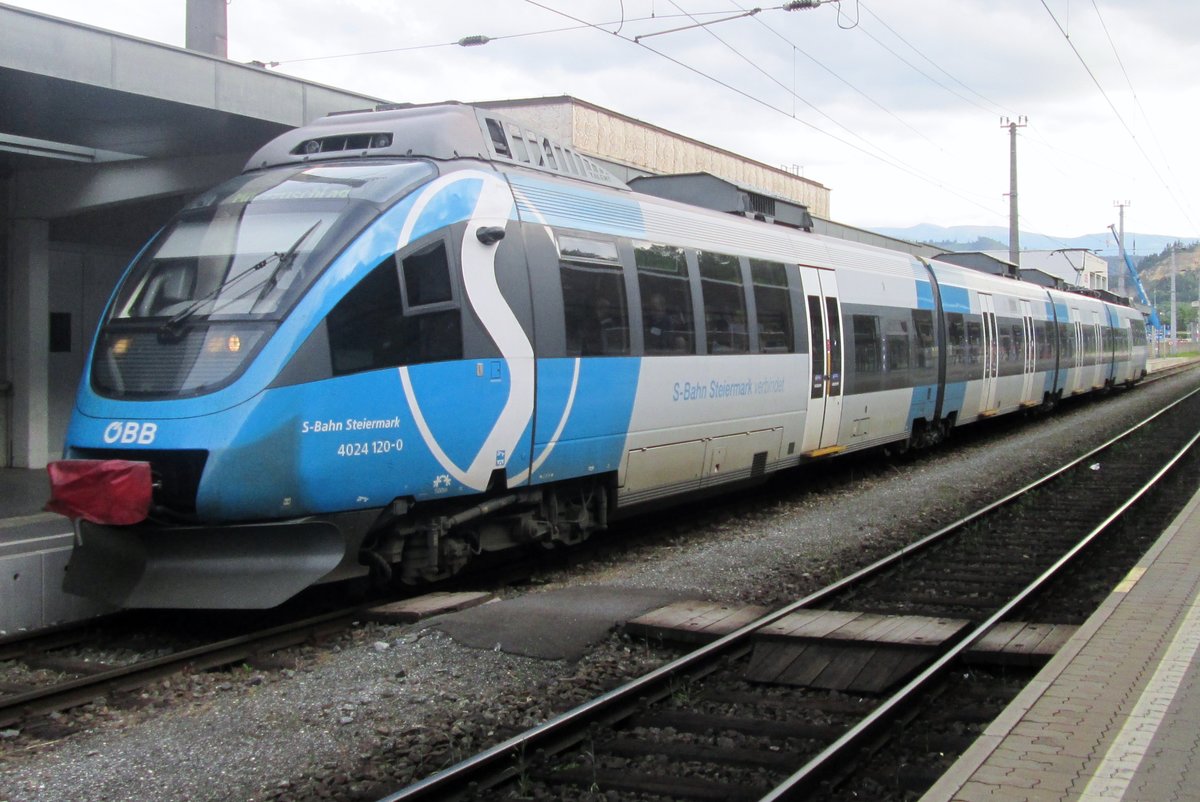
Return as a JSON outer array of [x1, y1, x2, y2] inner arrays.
[[251, 220, 321, 308], [158, 221, 321, 341]]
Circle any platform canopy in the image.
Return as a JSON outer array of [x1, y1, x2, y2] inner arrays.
[[0, 3, 387, 468]]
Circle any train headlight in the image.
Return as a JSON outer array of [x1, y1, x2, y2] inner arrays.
[[203, 333, 243, 354], [112, 337, 131, 356]]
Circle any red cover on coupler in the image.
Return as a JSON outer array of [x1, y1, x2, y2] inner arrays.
[[45, 459, 152, 525]]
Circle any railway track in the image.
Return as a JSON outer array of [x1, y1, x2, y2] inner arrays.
[[376, 381, 1200, 802], [0, 607, 359, 730]]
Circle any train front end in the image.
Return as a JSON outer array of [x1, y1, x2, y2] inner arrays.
[[52, 106, 520, 609]]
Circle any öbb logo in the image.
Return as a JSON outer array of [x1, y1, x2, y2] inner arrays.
[[103, 421, 158, 445]]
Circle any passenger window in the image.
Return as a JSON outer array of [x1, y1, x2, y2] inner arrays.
[[750, 260, 793, 353], [807, 296, 825, 398], [852, 314, 882, 373], [559, 235, 629, 357], [699, 251, 748, 354], [884, 317, 910, 370], [965, 318, 983, 363], [1060, 322, 1075, 359], [637, 243, 694, 355], [912, 309, 935, 369], [1008, 322, 1025, 366], [1034, 320, 1052, 367], [825, 298, 842, 396], [946, 313, 965, 364]]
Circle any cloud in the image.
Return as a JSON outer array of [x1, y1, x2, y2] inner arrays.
[[10, 0, 1199, 238]]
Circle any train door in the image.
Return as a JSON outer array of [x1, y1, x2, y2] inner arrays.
[[979, 293, 999, 414], [1067, 307, 1084, 395], [1090, 310, 1104, 389], [799, 266, 843, 455], [1020, 299, 1036, 404]]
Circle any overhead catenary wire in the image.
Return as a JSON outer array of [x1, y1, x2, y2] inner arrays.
[[729, 0, 943, 153], [826, 0, 1165, 245], [1038, 0, 1198, 234], [265, 8, 738, 66], [263, 2, 1150, 245], [521, 0, 1011, 225], [1087, 0, 1198, 228], [857, 1, 1009, 118], [667, 1, 897, 158], [744, 0, 1077, 247]]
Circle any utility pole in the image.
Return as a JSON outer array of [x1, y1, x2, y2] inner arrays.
[[1001, 116, 1028, 267], [1170, 242, 1177, 350], [1114, 200, 1131, 297]]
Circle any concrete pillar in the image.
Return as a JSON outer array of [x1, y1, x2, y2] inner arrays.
[[7, 218, 50, 468], [186, 0, 228, 58]]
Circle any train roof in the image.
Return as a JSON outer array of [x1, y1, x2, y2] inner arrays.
[[243, 101, 628, 190]]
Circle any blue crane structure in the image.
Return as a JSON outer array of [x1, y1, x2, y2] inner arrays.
[[1108, 224, 1162, 331]]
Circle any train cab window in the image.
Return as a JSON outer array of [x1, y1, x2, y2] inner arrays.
[[402, 241, 454, 307], [699, 251, 749, 354], [327, 258, 404, 375], [327, 242, 462, 376], [559, 235, 629, 357], [750, 260, 794, 353], [636, 243, 695, 355], [398, 241, 462, 364]]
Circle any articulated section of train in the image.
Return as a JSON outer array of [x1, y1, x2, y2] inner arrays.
[[49, 103, 1149, 608]]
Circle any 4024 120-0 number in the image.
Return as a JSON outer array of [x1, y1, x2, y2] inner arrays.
[[337, 438, 405, 457]]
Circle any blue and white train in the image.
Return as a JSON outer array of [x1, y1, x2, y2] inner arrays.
[[53, 103, 1149, 608]]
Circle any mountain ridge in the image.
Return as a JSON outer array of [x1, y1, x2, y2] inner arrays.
[[868, 223, 1194, 258]]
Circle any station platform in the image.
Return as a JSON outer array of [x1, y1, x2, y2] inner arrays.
[[922, 484, 1200, 802], [0, 466, 53, 521], [0, 469, 108, 633]]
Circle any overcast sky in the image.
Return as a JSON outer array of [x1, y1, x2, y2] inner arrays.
[[12, 0, 1200, 243]]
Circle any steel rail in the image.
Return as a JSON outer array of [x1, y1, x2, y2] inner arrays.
[[0, 607, 357, 728], [378, 384, 1200, 802], [760, 417, 1200, 800]]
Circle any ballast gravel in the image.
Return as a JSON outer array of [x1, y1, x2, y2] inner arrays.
[[1, 368, 1195, 802]]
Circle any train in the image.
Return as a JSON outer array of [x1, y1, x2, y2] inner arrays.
[[47, 102, 1149, 609]]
